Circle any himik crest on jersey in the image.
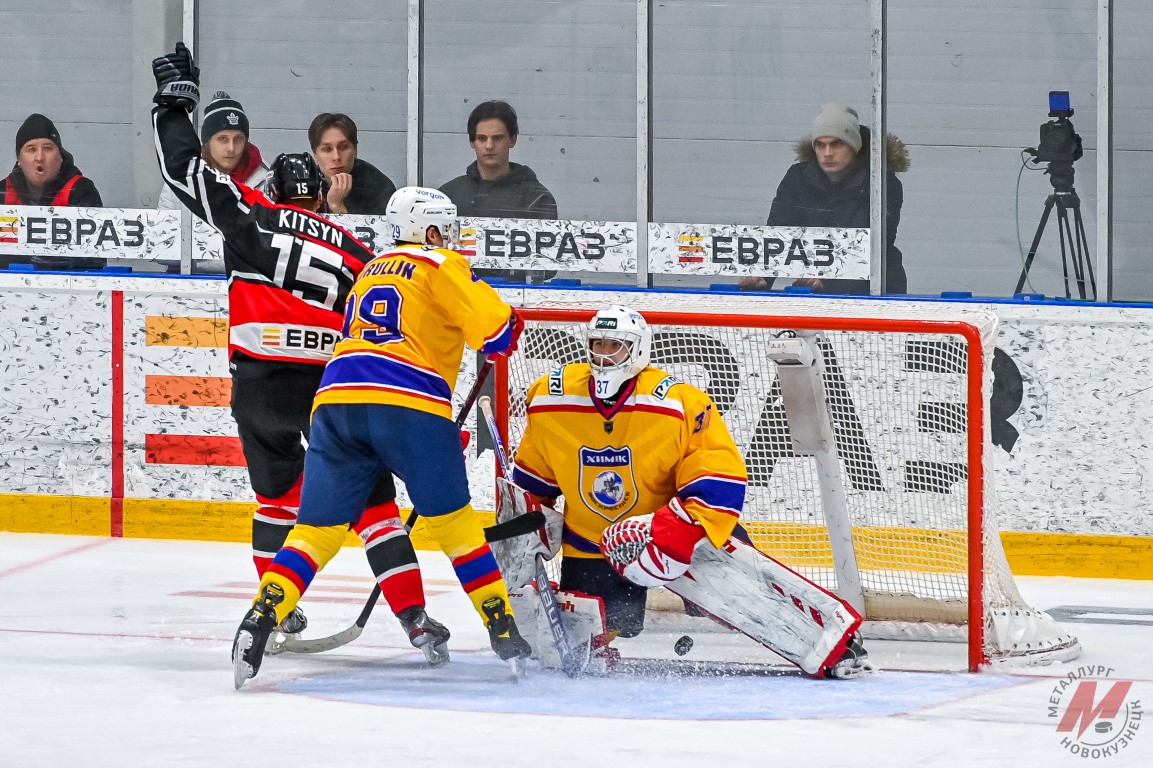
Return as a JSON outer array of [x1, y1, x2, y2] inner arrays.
[[578, 446, 638, 522]]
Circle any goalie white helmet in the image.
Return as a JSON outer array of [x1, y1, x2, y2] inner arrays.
[[386, 186, 459, 248], [585, 305, 651, 399]]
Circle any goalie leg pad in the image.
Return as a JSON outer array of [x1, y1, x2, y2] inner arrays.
[[509, 585, 617, 676], [667, 537, 865, 677]]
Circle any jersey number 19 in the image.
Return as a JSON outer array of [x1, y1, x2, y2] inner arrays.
[[342, 284, 404, 344]]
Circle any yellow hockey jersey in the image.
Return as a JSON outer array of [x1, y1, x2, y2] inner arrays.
[[511, 364, 746, 559], [314, 244, 515, 420]]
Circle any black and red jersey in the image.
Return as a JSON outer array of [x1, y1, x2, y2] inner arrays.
[[152, 104, 377, 366]]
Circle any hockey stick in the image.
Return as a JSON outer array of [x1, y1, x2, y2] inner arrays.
[[273, 358, 496, 655], [478, 395, 585, 678]]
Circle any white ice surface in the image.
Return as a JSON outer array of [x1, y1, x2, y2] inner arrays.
[[0, 533, 1150, 767]]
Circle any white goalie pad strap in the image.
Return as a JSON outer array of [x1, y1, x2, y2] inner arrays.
[[492, 477, 563, 589], [509, 585, 616, 676], [667, 537, 862, 676]]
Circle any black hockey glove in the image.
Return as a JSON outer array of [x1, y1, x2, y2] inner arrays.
[[152, 41, 201, 112]]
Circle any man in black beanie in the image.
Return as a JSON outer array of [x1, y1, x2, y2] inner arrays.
[[1, 113, 102, 207], [0, 113, 105, 270]]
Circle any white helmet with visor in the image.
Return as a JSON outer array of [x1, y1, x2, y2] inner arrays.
[[585, 305, 652, 398]]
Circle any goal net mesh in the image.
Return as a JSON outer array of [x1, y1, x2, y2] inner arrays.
[[498, 296, 1078, 663]]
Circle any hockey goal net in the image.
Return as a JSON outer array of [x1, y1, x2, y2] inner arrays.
[[494, 297, 1080, 671]]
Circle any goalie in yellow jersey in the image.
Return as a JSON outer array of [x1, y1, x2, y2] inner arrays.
[[505, 306, 873, 678]]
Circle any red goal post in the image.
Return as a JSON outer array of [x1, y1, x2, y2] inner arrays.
[[493, 300, 1080, 671]]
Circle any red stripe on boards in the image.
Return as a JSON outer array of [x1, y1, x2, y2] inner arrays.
[[145, 434, 247, 466], [111, 291, 124, 537]]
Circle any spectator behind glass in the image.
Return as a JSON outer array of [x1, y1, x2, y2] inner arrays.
[[308, 113, 396, 215], [158, 91, 268, 210], [439, 99, 558, 284], [740, 103, 908, 295], [0, 113, 104, 271], [158, 92, 268, 275]]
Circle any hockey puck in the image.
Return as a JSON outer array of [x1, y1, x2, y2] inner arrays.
[[673, 635, 694, 656]]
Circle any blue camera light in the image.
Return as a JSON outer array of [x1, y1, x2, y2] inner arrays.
[[1049, 91, 1072, 114]]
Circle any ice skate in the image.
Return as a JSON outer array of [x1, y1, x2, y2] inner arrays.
[[482, 597, 532, 677], [276, 606, 308, 636], [825, 634, 875, 679], [264, 605, 309, 656], [397, 605, 451, 666], [232, 583, 285, 689]]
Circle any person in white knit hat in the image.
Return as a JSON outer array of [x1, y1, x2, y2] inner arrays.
[[740, 102, 909, 295]]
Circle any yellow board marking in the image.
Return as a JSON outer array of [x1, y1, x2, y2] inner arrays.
[[0, 494, 109, 536], [0, 495, 1145, 579]]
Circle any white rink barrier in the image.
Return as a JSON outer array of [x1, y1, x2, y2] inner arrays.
[[0, 274, 1151, 564]]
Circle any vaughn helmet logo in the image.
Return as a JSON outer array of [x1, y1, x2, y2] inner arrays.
[[1049, 665, 1142, 759]]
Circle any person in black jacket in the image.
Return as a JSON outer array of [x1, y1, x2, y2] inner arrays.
[[440, 100, 558, 285], [308, 112, 397, 215], [0, 113, 105, 270], [741, 103, 909, 295], [439, 100, 557, 220], [151, 43, 447, 663]]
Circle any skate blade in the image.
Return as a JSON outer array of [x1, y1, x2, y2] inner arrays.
[[422, 642, 450, 667], [829, 659, 876, 680], [265, 631, 291, 656], [507, 656, 527, 681], [232, 631, 255, 690]]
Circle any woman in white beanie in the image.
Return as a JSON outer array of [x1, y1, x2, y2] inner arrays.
[[741, 102, 909, 295]]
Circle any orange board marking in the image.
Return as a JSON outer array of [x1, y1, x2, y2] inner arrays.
[[145, 316, 228, 347], [145, 375, 232, 407]]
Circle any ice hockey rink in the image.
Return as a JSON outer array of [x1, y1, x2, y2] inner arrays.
[[1, 532, 1149, 767]]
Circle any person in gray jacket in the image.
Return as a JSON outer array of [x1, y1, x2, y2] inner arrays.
[[439, 100, 557, 284], [740, 103, 909, 295]]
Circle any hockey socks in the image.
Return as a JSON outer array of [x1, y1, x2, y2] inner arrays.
[[422, 505, 512, 622], [353, 500, 425, 615], [251, 476, 303, 577], [258, 523, 346, 624]]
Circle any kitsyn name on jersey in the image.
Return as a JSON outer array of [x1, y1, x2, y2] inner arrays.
[[277, 210, 345, 247]]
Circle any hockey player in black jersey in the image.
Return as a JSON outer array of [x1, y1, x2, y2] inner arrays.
[[152, 43, 448, 665]]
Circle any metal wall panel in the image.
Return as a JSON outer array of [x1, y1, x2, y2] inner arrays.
[[0, 0, 133, 206]]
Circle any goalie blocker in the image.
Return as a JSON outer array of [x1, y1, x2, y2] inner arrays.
[[490, 477, 617, 675]]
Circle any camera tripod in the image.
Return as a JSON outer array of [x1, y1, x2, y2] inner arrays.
[[1015, 186, 1096, 301]]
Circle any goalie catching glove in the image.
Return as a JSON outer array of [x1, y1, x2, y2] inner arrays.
[[152, 41, 200, 112], [601, 497, 706, 587]]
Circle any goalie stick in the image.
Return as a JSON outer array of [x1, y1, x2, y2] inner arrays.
[[478, 395, 586, 678], [270, 357, 496, 656]]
